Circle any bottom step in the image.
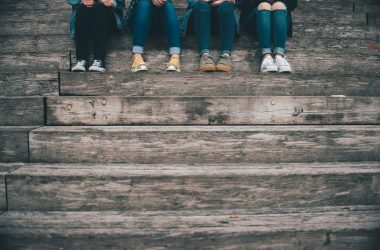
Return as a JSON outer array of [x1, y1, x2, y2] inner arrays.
[[0, 206, 379, 250]]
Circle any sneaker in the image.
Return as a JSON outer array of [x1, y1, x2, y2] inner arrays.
[[89, 59, 106, 72], [275, 56, 292, 73], [167, 54, 181, 72], [199, 53, 216, 72], [131, 54, 148, 72], [260, 56, 278, 73], [71, 60, 87, 72], [216, 53, 233, 72]]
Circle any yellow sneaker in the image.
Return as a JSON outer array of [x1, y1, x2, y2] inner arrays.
[[166, 54, 181, 72], [131, 54, 148, 72]]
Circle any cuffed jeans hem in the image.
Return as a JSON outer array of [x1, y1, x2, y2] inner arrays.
[[274, 47, 285, 56], [200, 49, 210, 55], [261, 48, 272, 55], [221, 50, 232, 55], [132, 45, 144, 54], [169, 47, 181, 55]]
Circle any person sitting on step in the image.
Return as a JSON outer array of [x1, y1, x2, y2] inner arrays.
[[238, 0, 297, 73], [68, 0, 126, 72], [126, 0, 182, 72], [180, 0, 239, 72]]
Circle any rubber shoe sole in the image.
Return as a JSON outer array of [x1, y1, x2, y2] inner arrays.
[[216, 64, 232, 72], [200, 65, 216, 72], [89, 66, 106, 73]]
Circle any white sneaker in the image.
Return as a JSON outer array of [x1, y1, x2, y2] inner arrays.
[[89, 59, 106, 73], [71, 60, 86, 72], [260, 56, 278, 73], [275, 56, 292, 73]]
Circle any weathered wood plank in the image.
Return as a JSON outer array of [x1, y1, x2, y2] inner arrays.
[[0, 206, 379, 249], [0, 127, 36, 163], [7, 162, 380, 211], [1, 34, 378, 56], [0, 164, 24, 211], [0, 53, 67, 73], [46, 96, 380, 125], [29, 125, 380, 164], [0, 72, 58, 97], [0, 97, 44, 126], [59, 72, 380, 97]]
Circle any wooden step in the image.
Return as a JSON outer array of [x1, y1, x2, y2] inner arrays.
[[0, 97, 44, 126], [0, 206, 379, 249], [45, 96, 380, 125], [0, 72, 58, 97], [0, 127, 37, 163], [0, 163, 23, 211], [66, 50, 380, 74], [29, 125, 380, 164], [59, 72, 380, 97], [1, 33, 378, 55], [6, 162, 380, 211]]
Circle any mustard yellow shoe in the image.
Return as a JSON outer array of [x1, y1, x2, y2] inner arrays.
[[166, 54, 181, 72], [131, 54, 148, 73]]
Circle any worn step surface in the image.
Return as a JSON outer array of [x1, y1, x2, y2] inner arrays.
[[29, 125, 380, 164], [59, 72, 380, 97], [0, 127, 36, 163], [6, 162, 380, 211], [0, 205, 379, 249], [0, 72, 58, 97], [0, 163, 23, 211], [46, 96, 380, 125], [0, 97, 44, 126]]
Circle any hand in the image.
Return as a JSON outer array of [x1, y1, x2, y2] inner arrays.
[[82, 0, 95, 7], [152, 0, 166, 7], [210, 0, 235, 6], [101, 0, 114, 7]]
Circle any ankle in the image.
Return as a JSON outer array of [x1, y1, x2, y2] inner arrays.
[[263, 54, 273, 60], [274, 54, 284, 60]]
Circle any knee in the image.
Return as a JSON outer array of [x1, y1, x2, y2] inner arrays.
[[257, 2, 271, 11], [218, 2, 234, 14], [194, 1, 211, 12], [272, 1, 287, 10]]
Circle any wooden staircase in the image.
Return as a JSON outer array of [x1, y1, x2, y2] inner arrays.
[[1, 0, 380, 249]]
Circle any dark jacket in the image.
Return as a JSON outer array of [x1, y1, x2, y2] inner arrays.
[[68, 0, 126, 38], [237, 0, 298, 37]]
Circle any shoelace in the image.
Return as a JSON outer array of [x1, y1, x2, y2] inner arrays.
[[168, 56, 180, 66], [133, 55, 145, 66], [77, 60, 86, 66], [201, 53, 213, 60], [276, 57, 289, 66], [263, 57, 275, 65], [93, 60, 102, 67]]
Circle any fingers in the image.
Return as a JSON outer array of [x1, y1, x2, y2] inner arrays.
[[82, 0, 94, 7], [152, 0, 165, 7]]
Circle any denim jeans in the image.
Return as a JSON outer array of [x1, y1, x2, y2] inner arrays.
[[75, 3, 114, 61], [132, 0, 181, 55], [190, 1, 236, 54], [243, 8, 288, 56]]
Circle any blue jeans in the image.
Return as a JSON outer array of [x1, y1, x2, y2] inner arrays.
[[132, 0, 181, 55], [190, 1, 236, 54], [243, 8, 288, 56]]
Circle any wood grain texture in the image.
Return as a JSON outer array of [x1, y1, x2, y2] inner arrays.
[[0, 164, 24, 211], [0, 206, 379, 250], [59, 72, 380, 97], [6, 162, 380, 211], [0, 127, 37, 163], [46, 96, 380, 125], [29, 125, 380, 164], [0, 72, 58, 97], [0, 97, 44, 126]]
